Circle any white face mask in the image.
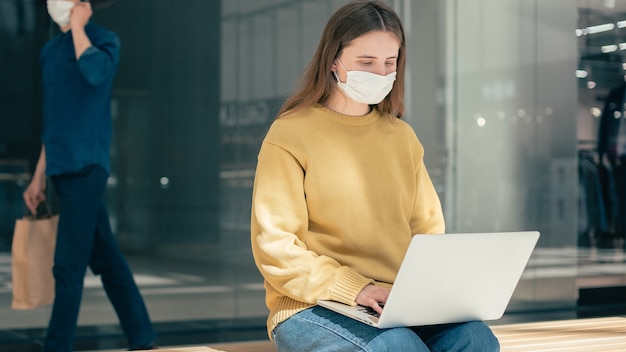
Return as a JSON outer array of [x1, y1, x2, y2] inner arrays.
[[47, 0, 75, 27], [334, 59, 397, 105]]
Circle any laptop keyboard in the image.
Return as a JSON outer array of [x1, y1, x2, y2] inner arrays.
[[357, 305, 382, 318]]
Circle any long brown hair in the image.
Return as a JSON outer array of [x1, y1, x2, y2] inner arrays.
[[276, 0, 406, 119]]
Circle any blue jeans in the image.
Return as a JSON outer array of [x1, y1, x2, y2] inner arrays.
[[44, 164, 155, 352], [272, 306, 500, 352]]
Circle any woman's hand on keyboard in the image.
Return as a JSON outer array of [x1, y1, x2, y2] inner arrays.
[[356, 284, 389, 315]]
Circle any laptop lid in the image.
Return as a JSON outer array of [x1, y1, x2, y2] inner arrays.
[[318, 231, 540, 329]]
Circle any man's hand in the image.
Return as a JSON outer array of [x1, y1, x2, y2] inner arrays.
[[355, 284, 390, 315], [23, 175, 46, 215], [70, 1, 92, 30], [69, 1, 94, 59]]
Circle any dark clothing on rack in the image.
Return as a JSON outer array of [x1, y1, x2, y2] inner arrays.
[[578, 152, 616, 247], [579, 154, 608, 236], [594, 84, 626, 248], [598, 83, 626, 162]]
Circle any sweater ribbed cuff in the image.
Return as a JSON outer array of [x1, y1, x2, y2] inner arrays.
[[267, 296, 314, 340], [329, 268, 375, 305]]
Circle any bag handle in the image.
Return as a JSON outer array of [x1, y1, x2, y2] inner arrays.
[[23, 177, 56, 219], [24, 202, 54, 220]]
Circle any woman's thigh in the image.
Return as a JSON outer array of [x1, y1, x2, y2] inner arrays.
[[272, 306, 429, 352]]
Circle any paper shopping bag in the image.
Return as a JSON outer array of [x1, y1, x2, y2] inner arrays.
[[11, 214, 59, 309]]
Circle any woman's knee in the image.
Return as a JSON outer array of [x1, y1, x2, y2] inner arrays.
[[450, 321, 500, 351], [416, 321, 499, 352], [368, 328, 429, 351]]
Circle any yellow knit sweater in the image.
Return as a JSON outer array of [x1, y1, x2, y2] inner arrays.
[[250, 105, 445, 338]]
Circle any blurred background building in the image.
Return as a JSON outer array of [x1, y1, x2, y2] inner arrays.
[[0, 0, 625, 350]]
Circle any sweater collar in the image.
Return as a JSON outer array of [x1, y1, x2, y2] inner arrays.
[[315, 104, 381, 126]]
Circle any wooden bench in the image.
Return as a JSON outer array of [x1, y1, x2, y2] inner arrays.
[[173, 341, 276, 352], [206, 316, 626, 352], [97, 316, 626, 352], [490, 316, 626, 351]]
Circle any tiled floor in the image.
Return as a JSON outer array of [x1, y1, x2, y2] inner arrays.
[[0, 246, 624, 351], [0, 251, 269, 327], [0, 251, 269, 351]]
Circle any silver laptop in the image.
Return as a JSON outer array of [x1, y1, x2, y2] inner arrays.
[[317, 231, 540, 329]]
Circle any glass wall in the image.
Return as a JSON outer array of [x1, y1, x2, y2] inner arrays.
[[0, 0, 625, 347], [444, 0, 580, 313], [442, 0, 626, 316]]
